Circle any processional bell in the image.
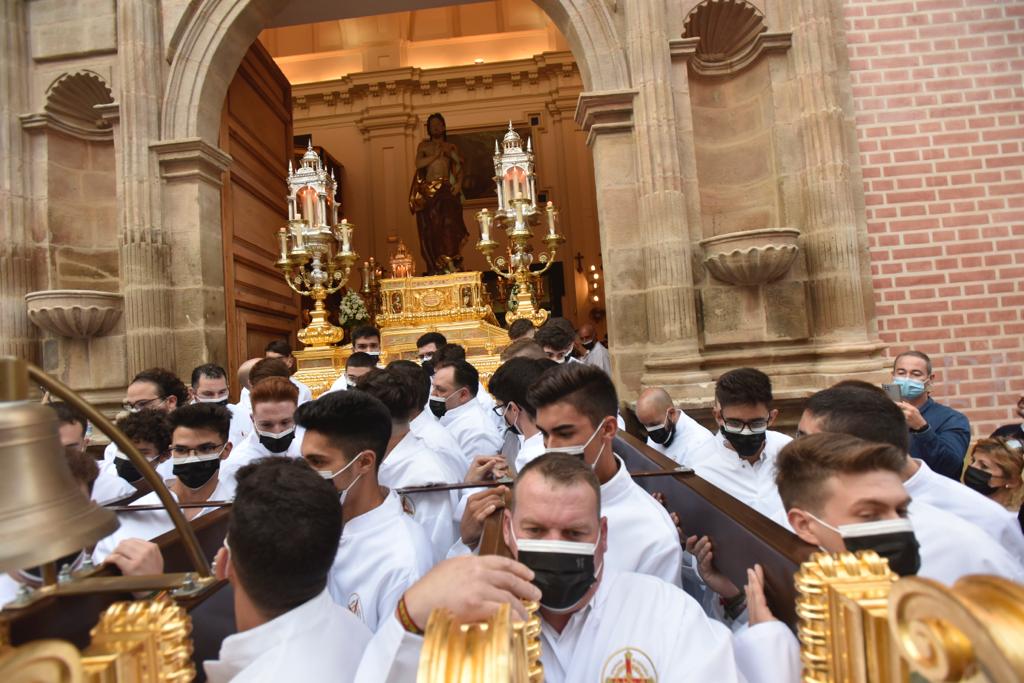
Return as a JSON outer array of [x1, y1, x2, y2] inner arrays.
[[0, 358, 118, 573]]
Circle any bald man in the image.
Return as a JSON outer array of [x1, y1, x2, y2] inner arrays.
[[576, 324, 611, 375], [231, 357, 262, 447], [635, 388, 712, 466]]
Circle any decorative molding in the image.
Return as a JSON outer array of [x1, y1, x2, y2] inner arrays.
[[152, 138, 232, 186], [699, 228, 801, 286], [20, 71, 117, 141], [679, 0, 791, 76], [573, 89, 636, 147]]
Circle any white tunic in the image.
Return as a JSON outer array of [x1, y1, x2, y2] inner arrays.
[[475, 386, 507, 434], [92, 476, 236, 562], [581, 340, 612, 375], [329, 490, 434, 632], [601, 456, 684, 586], [903, 459, 1024, 565], [690, 431, 790, 522], [377, 431, 457, 562], [219, 428, 305, 489], [204, 589, 372, 683], [409, 410, 468, 481], [514, 431, 547, 474], [645, 412, 713, 467], [91, 466, 138, 505], [227, 402, 252, 452], [910, 500, 1024, 584], [351, 572, 798, 683], [438, 400, 504, 466]]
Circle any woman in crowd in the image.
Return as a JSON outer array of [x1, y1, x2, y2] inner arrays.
[[962, 437, 1024, 530]]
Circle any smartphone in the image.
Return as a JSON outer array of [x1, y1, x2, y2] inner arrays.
[[882, 383, 903, 402]]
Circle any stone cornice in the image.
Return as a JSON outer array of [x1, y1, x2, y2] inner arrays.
[[574, 89, 636, 146], [151, 138, 232, 187], [19, 111, 114, 142], [290, 51, 580, 109]]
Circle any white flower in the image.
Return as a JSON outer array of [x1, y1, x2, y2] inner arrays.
[[338, 290, 369, 326]]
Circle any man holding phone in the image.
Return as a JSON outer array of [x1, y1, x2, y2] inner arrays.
[[889, 350, 970, 480]]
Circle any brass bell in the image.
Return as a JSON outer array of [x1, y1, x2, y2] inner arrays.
[[0, 359, 118, 573]]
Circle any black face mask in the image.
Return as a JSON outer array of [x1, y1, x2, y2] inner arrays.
[[963, 467, 999, 497], [429, 395, 449, 419], [173, 459, 221, 490], [421, 359, 435, 377], [722, 429, 766, 458], [514, 534, 599, 612], [258, 429, 295, 454], [647, 417, 676, 447], [841, 521, 921, 577], [115, 457, 143, 483], [582, 340, 596, 351]]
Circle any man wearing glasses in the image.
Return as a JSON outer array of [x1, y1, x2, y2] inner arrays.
[[93, 403, 235, 562], [689, 368, 790, 522], [101, 367, 188, 474]]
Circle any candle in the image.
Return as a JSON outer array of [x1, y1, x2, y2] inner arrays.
[[294, 222, 304, 249], [301, 190, 316, 228], [479, 209, 491, 241], [546, 201, 557, 236], [278, 228, 288, 259], [361, 261, 369, 292], [340, 219, 351, 253], [288, 197, 295, 221], [514, 200, 524, 228]]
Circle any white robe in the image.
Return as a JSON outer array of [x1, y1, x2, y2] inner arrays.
[[580, 340, 612, 376], [204, 589, 371, 683], [645, 412, 713, 467], [903, 458, 1024, 565], [352, 572, 800, 683], [227, 402, 252, 452], [377, 431, 457, 562], [910, 499, 1024, 584], [409, 410, 468, 481], [219, 427, 305, 489], [438, 400, 504, 466], [514, 430, 547, 474], [690, 431, 790, 522], [329, 490, 435, 632], [92, 476, 236, 562], [91, 466, 138, 505], [599, 456, 684, 586]]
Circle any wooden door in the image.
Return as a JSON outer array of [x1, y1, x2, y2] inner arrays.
[[220, 39, 297, 393]]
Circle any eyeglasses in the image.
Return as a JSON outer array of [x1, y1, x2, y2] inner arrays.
[[170, 443, 226, 458], [721, 418, 769, 434], [493, 403, 510, 417], [122, 397, 166, 412]]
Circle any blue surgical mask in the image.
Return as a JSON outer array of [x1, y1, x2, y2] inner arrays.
[[893, 377, 927, 399]]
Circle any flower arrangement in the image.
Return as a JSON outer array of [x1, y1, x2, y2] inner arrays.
[[338, 290, 369, 327]]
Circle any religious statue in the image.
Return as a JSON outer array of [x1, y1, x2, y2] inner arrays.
[[409, 113, 469, 275]]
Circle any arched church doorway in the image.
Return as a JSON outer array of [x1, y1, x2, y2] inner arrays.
[[158, 0, 634, 383]]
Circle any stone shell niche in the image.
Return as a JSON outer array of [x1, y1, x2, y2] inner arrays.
[[699, 228, 801, 287], [25, 290, 124, 339]]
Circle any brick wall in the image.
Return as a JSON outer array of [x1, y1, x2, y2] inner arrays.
[[843, 0, 1024, 435]]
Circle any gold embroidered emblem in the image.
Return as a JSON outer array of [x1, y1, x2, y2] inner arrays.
[[601, 647, 657, 683]]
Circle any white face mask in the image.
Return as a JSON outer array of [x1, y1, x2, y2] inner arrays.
[[319, 455, 363, 505], [545, 422, 607, 470]]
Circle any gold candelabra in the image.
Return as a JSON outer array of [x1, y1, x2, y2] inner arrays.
[[476, 200, 563, 325], [475, 123, 564, 324], [276, 219, 358, 348]]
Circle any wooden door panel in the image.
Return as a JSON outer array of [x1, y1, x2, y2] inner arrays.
[[220, 39, 295, 391]]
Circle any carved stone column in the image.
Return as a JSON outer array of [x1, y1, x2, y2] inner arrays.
[[786, 0, 875, 343], [116, 0, 176, 375], [0, 1, 36, 361], [621, 0, 701, 354]]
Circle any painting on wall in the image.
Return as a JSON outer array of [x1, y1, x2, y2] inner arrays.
[[448, 124, 532, 202]]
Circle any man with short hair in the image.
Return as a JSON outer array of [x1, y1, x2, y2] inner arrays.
[[891, 350, 970, 479], [534, 318, 578, 364], [103, 368, 189, 472], [689, 368, 789, 521], [108, 409, 173, 495], [489, 357, 554, 474], [47, 402, 136, 505], [635, 387, 712, 467], [221, 377, 303, 488], [499, 337, 546, 362], [526, 363, 683, 586], [326, 351, 379, 394], [507, 318, 535, 341], [233, 357, 262, 418], [93, 403, 236, 562], [502, 453, 797, 683], [296, 391, 434, 632], [798, 384, 1024, 573], [265, 339, 314, 402], [205, 457, 372, 681], [415, 332, 446, 362], [351, 325, 382, 356], [575, 322, 611, 375], [191, 363, 250, 454], [388, 360, 468, 479], [430, 361, 503, 466], [357, 369, 459, 560]]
